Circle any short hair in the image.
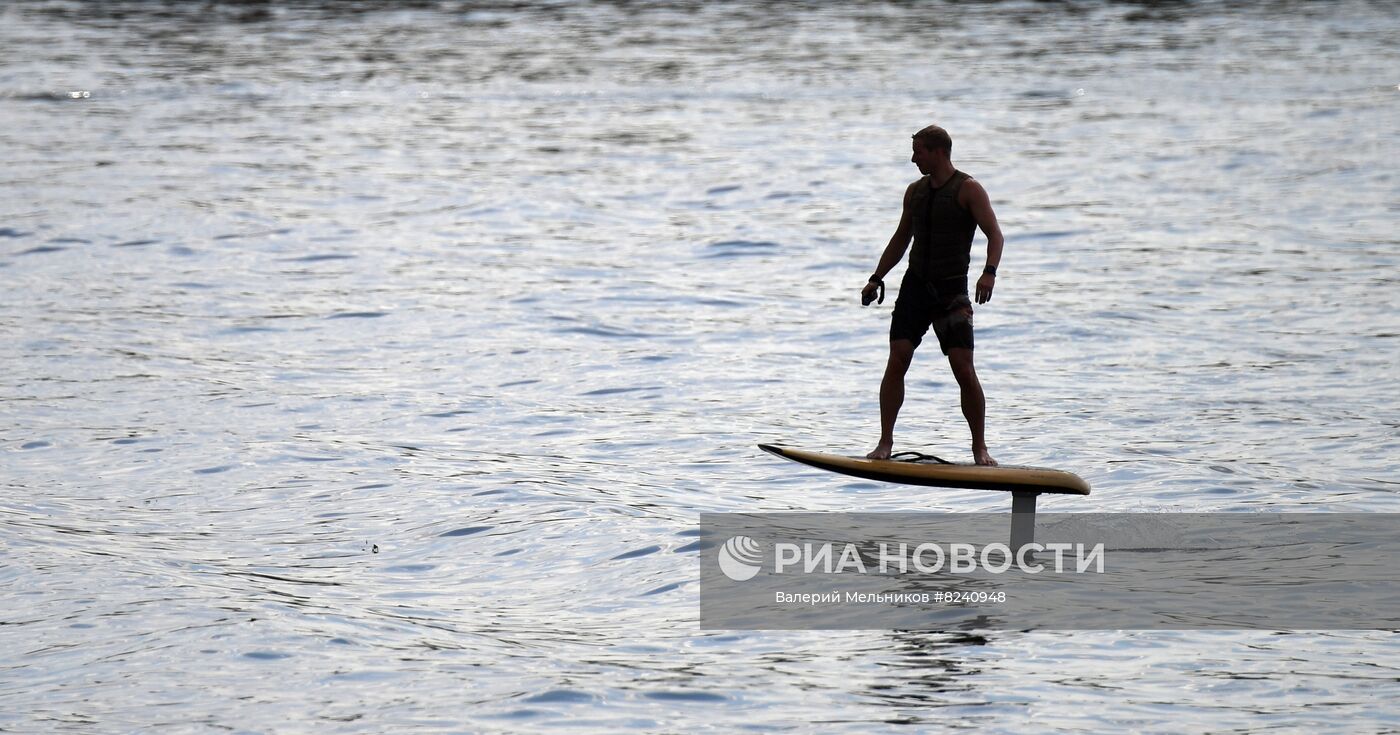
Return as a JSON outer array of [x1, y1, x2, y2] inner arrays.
[[912, 124, 952, 153]]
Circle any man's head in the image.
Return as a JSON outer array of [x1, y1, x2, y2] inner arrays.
[[910, 124, 952, 174], [912, 124, 952, 153]]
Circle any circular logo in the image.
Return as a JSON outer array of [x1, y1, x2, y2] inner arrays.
[[718, 535, 763, 581]]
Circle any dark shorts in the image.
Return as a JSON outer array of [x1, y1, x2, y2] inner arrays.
[[889, 272, 974, 354]]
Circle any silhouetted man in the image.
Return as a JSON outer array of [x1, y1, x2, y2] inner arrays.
[[861, 125, 1003, 465]]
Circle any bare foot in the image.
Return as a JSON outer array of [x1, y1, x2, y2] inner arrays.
[[866, 440, 893, 460], [973, 447, 998, 466]]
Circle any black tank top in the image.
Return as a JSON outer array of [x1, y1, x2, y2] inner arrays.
[[908, 170, 976, 281]]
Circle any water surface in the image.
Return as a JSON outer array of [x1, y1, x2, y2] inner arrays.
[[3, 1, 1399, 731]]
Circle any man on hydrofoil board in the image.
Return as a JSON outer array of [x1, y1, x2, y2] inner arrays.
[[860, 125, 1004, 466]]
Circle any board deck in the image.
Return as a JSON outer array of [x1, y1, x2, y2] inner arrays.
[[757, 444, 1090, 495]]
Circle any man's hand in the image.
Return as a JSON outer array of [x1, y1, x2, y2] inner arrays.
[[975, 273, 995, 304], [861, 279, 884, 306]]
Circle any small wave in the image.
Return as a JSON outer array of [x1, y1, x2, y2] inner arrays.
[[704, 240, 781, 259], [440, 526, 493, 537], [325, 311, 388, 319], [285, 253, 356, 262]]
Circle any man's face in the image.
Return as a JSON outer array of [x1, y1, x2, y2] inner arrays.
[[911, 140, 940, 174]]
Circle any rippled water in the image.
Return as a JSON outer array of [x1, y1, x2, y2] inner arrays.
[[3, 1, 1399, 731]]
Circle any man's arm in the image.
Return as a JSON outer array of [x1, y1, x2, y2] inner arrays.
[[861, 182, 918, 303], [963, 179, 1003, 304]]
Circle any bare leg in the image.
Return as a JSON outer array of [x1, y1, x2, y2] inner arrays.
[[868, 339, 916, 459], [947, 347, 996, 466]]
